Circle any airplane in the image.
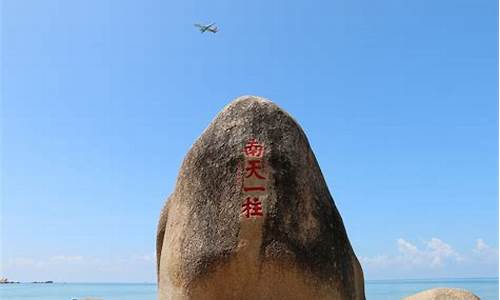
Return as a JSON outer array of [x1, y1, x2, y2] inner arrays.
[[194, 23, 218, 33]]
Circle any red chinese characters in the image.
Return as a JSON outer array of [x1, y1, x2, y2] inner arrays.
[[244, 138, 264, 158], [243, 186, 266, 192], [241, 197, 263, 218], [245, 160, 266, 179], [241, 138, 267, 219]]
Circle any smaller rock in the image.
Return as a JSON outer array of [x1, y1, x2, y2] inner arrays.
[[403, 288, 480, 300]]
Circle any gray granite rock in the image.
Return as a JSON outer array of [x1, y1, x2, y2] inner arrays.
[[157, 96, 365, 300], [403, 288, 480, 300]]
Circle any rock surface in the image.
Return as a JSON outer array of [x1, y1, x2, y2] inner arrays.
[[403, 288, 480, 300], [157, 96, 365, 300]]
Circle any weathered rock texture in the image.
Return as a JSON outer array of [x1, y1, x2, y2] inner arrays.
[[403, 288, 481, 300], [157, 96, 365, 300]]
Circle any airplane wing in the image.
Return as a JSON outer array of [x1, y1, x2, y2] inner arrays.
[[194, 23, 216, 33]]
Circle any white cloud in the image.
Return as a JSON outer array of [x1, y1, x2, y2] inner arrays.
[[2, 253, 156, 282], [50, 256, 84, 262], [393, 238, 461, 267], [132, 253, 155, 263], [4, 255, 85, 270], [474, 239, 489, 253], [425, 238, 462, 266], [398, 238, 420, 257], [473, 238, 497, 256], [6, 257, 37, 268], [360, 237, 497, 279], [472, 238, 498, 263]]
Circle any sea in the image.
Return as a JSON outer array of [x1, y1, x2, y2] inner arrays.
[[0, 278, 497, 300]]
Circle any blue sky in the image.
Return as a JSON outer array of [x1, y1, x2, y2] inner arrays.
[[1, 0, 498, 282]]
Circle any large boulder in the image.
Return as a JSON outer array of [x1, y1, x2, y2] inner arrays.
[[157, 96, 365, 300], [403, 288, 480, 300]]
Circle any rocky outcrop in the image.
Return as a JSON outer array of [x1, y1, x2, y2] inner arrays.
[[157, 96, 365, 300], [403, 288, 480, 300]]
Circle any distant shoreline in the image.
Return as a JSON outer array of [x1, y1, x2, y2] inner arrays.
[[0, 281, 53, 284]]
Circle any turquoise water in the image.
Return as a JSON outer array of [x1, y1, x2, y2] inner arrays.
[[0, 283, 157, 300], [0, 278, 497, 299]]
